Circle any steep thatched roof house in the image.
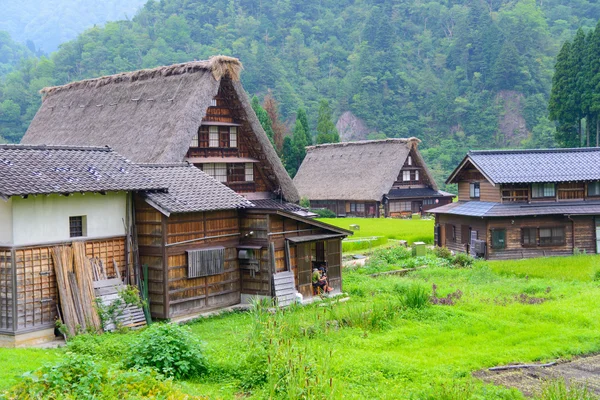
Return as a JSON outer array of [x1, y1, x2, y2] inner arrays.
[[9, 58, 350, 335], [22, 56, 298, 204], [294, 138, 454, 217]]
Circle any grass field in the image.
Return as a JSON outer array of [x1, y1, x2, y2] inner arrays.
[[3, 252, 600, 398], [318, 217, 435, 253]]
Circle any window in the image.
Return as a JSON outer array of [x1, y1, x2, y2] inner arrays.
[[389, 201, 411, 212], [210, 99, 217, 107], [407, 156, 412, 166], [228, 164, 245, 182], [69, 216, 86, 238], [245, 163, 254, 181], [445, 224, 456, 243], [202, 163, 227, 183], [470, 182, 480, 198], [415, 170, 419, 181], [209, 126, 219, 147], [539, 227, 565, 246], [491, 229, 506, 249], [230, 126, 237, 148], [532, 183, 555, 198], [187, 247, 224, 278], [521, 227, 537, 247], [423, 198, 436, 205], [190, 134, 199, 147], [403, 170, 411, 181], [350, 203, 365, 213], [589, 182, 600, 196]]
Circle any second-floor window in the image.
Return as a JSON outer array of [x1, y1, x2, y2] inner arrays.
[[403, 171, 410, 181], [469, 182, 480, 199], [201, 163, 254, 183], [589, 182, 600, 196], [191, 126, 239, 148], [532, 183, 555, 198]]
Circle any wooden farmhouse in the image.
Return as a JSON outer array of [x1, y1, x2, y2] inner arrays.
[[293, 138, 454, 217], [0, 144, 163, 346], [430, 148, 600, 260], [6, 56, 350, 346]]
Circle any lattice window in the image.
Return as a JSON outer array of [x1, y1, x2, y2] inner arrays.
[[402, 171, 410, 181], [539, 227, 565, 246], [245, 163, 254, 181], [187, 247, 224, 278], [230, 127, 237, 148], [214, 163, 227, 182], [228, 163, 245, 182], [521, 227, 537, 247], [532, 183, 555, 198], [389, 201, 411, 212], [209, 126, 219, 147], [69, 216, 86, 237]]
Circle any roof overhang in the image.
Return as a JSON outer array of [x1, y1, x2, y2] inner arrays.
[[445, 155, 496, 186], [185, 157, 259, 164], [274, 210, 353, 236], [287, 233, 347, 244]]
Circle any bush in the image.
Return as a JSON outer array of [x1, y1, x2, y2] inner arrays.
[[299, 197, 310, 208], [452, 253, 474, 268], [433, 246, 453, 260], [311, 208, 336, 218], [401, 284, 430, 309], [4, 352, 188, 399], [67, 331, 137, 362], [124, 323, 207, 379]]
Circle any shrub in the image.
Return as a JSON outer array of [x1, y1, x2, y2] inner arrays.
[[311, 208, 336, 218], [401, 284, 430, 309], [124, 323, 207, 379], [4, 352, 188, 399], [452, 253, 474, 268], [433, 246, 453, 260], [593, 269, 600, 281], [67, 331, 137, 362], [299, 197, 310, 208]]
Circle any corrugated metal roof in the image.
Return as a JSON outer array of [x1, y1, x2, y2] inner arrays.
[[387, 187, 455, 199], [287, 234, 346, 243], [468, 148, 600, 184]]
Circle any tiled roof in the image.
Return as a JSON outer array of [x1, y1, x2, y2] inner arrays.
[[387, 187, 455, 199], [140, 163, 253, 214], [0, 144, 163, 198], [429, 200, 600, 218], [467, 148, 600, 184], [250, 199, 318, 217]]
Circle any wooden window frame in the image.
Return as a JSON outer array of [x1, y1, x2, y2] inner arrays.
[[539, 226, 565, 247], [588, 182, 600, 197], [209, 126, 219, 147], [531, 183, 555, 199], [402, 170, 410, 181], [407, 156, 412, 166], [470, 182, 480, 199], [227, 163, 245, 183], [490, 228, 506, 249], [521, 227, 537, 247], [230, 126, 238, 148], [245, 163, 254, 182]]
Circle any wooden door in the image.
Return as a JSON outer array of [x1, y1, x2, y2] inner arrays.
[[296, 243, 312, 298], [412, 201, 422, 214]]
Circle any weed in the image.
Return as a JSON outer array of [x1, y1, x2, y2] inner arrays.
[[453, 252, 475, 268], [401, 284, 430, 309], [536, 378, 597, 400]]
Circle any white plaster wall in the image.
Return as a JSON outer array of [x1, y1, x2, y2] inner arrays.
[[0, 198, 13, 245], [11, 192, 127, 246]]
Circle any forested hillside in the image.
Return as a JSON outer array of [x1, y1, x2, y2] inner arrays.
[[0, 0, 146, 52], [0, 0, 598, 185], [0, 31, 34, 77]]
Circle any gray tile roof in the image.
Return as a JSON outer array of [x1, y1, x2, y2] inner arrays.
[[0, 144, 163, 198], [140, 163, 254, 214], [429, 200, 600, 218], [467, 148, 600, 184], [387, 187, 455, 199], [251, 199, 318, 218]]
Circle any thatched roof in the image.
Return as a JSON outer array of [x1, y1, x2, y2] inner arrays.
[[21, 56, 298, 202], [293, 138, 438, 202]]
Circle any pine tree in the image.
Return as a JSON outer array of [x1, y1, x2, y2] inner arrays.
[[315, 99, 340, 144], [296, 107, 311, 145], [548, 40, 579, 147], [251, 96, 275, 147], [491, 41, 522, 91]]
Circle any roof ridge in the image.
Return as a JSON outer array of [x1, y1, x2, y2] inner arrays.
[[40, 55, 243, 96], [469, 147, 600, 155], [307, 137, 420, 150], [0, 144, 112, 152]]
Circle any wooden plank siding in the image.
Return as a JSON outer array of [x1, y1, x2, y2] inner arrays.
[[436, 214, 487, 254], [458, 180, 500, 202]]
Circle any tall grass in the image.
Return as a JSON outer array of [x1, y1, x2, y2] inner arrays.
[[489, 255, 600, 282]]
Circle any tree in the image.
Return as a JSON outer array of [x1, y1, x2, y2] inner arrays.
[[296, 107, 311, 145], [263, 92, 286, 153], [491, 41, 522, 90], [548, 40, 579, 147], [315, 99, 339, 144], [251, 96, 275, 147], [282, 119, 309, 177]]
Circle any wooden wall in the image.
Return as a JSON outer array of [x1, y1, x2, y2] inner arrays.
[[457, 180, 500, 202], [0, 249, 13, 332], [436, 214, 487, 254]]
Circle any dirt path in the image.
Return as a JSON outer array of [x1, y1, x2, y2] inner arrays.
[[475, 354, 600, 397]]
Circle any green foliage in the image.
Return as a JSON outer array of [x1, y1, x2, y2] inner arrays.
[[94, 285, 145, 331], [400, 284, 430, 309], [251, 96, 275, 146], [299, 197, 310, 208], [124, 323, 207, 379], [434, 246, 453, 260], [315, 99, 339, 144], [3, 352, 187, 399], [536, 378, 596, 400], [311, 208, 336, 218], [452, 253, 475, 268]]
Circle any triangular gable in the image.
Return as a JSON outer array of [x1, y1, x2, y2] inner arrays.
[[446, 155, 496, 186]]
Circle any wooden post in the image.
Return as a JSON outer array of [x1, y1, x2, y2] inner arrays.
[[284, 240, 291, 272], [11, 248, 16, 333], [269, 242, 276, 298]]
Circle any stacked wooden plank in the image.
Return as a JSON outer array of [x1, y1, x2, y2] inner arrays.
[[273, 271, 298, 307], [93, 278, 146, 332], [72, 242, 102, 331], [51, 246, 79, 336]]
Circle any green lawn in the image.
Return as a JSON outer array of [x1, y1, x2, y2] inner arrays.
[[4, 254, 600, 398], [318, 217, 435, 253]]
